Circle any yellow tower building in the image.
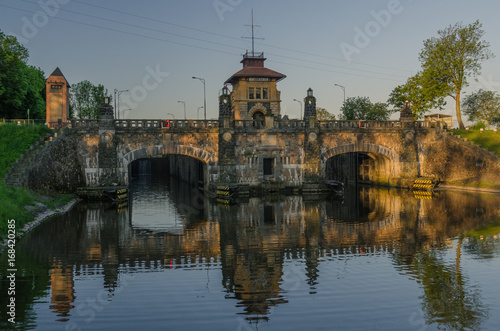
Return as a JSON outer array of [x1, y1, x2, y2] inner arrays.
[[224, 52, 286, 122]]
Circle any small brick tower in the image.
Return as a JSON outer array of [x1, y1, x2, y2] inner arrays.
[[45, 67, 70, 128]]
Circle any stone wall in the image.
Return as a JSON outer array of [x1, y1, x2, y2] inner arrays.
[[27, 133, 86, 192], [418, 130, 500, 185]]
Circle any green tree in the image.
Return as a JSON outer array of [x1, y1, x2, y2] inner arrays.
[[316, 107, 336, 121], [418, 20, 494, 129], [340, 96, 392, 121], [0, 30, 45, 119], [21, 65, 46, 120], [70, 80, 111, 119], [462, 89, 500, 130], [387, 72, 447, 119]]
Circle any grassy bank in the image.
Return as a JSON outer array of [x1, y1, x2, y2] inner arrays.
[[0, 124, 73, 240], [452, 129, 500, 155]]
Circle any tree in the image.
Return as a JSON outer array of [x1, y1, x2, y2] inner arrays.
[[462, 89, 500, 130], [316, 107, 336, 121], [418, 20, 494, 129], [70, 80, 112, 119], [340, 96, 392, 121], [0, 30, 45, 119], [387, 72, 447, 119]]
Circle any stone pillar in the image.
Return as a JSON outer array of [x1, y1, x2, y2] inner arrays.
[[303, 89, 321, 184], [98, 102, 119, 186], [398, 101, 419, 178], [304, 88, 316, 120], [218, 86, 237, 183]]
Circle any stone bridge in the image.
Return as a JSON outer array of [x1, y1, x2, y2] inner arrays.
[[13, 114, 500, 194]]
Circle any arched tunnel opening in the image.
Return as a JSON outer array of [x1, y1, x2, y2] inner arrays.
[[130, 155, 205, 188], [127, 155, 207, 232], [325, 152, 391, 185]]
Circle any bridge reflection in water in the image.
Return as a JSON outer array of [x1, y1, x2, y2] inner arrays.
[[5, 177, 500, 330]]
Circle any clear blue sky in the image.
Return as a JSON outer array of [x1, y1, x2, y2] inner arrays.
[[1, 0, 500, 125]]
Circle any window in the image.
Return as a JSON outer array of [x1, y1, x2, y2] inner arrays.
[[256, 88, 261, 99], [263, 88, 268, 99], [249, 88, 254, 99]]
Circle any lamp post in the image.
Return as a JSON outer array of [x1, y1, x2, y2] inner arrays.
[[293, 99, 303, 120], [197, 106, 204, 120], [117, 89, 129, 119], [192, 77, 206, 120], [177, 101, 186, 119], [166, 112, 175, 119], [334, 84, 346, 105]]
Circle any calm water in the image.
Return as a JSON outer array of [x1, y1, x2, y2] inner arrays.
[[1, 175, 500, 330]]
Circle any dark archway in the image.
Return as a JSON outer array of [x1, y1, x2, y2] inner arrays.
[[129, 155, 205, 189], [252, 111, 265, 128], [325, 152, 391, 185]]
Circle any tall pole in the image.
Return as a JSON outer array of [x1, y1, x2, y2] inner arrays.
[[192, 77, 206, 120], [178, 101, 186, 119], [334, 84, 346, 105], [293, 99, 303, 120]]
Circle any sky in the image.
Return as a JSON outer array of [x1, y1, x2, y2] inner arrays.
[[1, 0, 500, 126]]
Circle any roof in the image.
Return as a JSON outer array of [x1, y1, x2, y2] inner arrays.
[[47, 67, 71, 87], [224, 52, 286, 85], [225, 67, 287, 85]]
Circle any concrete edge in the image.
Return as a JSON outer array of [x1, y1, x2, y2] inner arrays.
[[0, 198, 81, 254]]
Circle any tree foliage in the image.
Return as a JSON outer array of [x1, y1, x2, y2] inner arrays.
[[340, 96, 392, 121], [0, 30, 46, 119], [316, 107, 336, 121], [70, 80, 111, 119], [388, 20, 494, 128], [462, 89, 500, 130], [387, 72, 447, 119]]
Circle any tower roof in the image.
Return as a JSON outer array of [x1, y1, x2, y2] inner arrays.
[[225, 52, 286, 85], [47, 67, 70, 87]]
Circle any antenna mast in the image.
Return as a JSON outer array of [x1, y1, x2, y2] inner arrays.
[[242, 9, 264, 57]]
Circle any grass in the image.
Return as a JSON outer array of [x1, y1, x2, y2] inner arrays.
[[0, 124, 74, 241], [451, 129, 500, 155], [0, 123, 51, 178]]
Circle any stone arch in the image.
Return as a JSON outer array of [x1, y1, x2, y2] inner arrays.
[[322, 143, 399, 183], [117, 144, 217, 185], [249, 103, 269, 116], [323, 142, 398, 162]]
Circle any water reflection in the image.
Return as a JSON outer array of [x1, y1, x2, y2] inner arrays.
[[1, 177, 500, 330]]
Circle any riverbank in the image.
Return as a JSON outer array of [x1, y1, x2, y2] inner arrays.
[[0, 196, 81, 254]]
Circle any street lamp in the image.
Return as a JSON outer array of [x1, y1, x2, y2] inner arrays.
[[197, 106, 204, 120], [177, 101, 186, 119], [166, 112, 175, 119], [293, 99, 303, 120], [192, 77, 206, 120], [334, 84, 346, 105], [117, 89, 129, 119]]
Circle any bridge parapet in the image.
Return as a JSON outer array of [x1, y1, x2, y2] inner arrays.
[[114, 119, 219, 130]]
